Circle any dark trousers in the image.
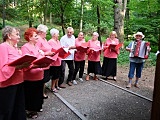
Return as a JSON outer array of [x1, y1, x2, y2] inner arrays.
[[24, 80, 43, 111], [59, 60, 74, 84], [73, 60, 85, 80], [0, 83, 26, 120]]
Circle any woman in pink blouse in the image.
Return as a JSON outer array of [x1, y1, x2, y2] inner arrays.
[[0, 26, 30, 120], [85, 32, 102, 81], [102, 31, 120, 80], [21, 28, 49, 119], [48, 28, 62, 93], [36, 24, 54, 99], [72, 32, 86, 83]]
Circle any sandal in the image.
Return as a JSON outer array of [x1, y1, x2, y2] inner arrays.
[[56, 87, 61, 90], [113, 77, 116, 81], [51, 88, 58, 93], [27, 112, 38, 119]]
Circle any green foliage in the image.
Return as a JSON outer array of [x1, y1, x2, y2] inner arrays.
[[83, 23, 97, 35], [125, 0, 160, 53], [117, 49, 130, 65], [147, 52, 156, 66]]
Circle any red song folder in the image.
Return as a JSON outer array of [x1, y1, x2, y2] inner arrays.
[[8, 55, 37, 66], [90, 47, 102, 52], [115, 43, 123, 49], [52, 47, 71, 59], [109, 43, 123, 49], [76, 42, 89, 53], [32, 56, 55, 65]]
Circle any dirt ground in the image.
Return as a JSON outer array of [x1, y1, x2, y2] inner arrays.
[[107, 65, 155, 99]]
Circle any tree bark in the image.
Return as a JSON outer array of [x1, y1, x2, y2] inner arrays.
[[2, 0, 6, 28], [60, 1, 65, 35], [97, 5, 101, 43], [114, 0, 127, 42], [43, 0, 48, 25], [79, 0, 84, 31], [50, 12, 52, 24]]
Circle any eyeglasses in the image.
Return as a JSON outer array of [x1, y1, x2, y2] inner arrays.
[[136, 35, 142, 37]]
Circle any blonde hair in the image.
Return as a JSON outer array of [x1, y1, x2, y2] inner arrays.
[[93, 32, 99, 37], [37, 24, 48, 32], [109, 31, 117, 38]]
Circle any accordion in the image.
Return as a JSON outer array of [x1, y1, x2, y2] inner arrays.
[[129, 41, 150, 59]]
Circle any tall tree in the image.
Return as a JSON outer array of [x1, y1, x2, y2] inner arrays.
[[114, 0, 127, 42], [49, 0, 74, 35], [97, 5, 101, 42], [43, 0, 48, 25], [2, 0, 5, 28], [79, 0, 84, 31]]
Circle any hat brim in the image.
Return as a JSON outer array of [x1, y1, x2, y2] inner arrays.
[[134, 34, 145, 39]]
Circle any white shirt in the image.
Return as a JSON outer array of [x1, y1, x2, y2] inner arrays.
[[60, 34, 75, 60]]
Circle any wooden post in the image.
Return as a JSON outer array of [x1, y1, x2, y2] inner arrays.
[[151, 53, 160, 119]]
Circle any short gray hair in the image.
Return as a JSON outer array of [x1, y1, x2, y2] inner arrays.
[[2, 26, 19, 42], [67, 27, 74, 32], [37, 24, 48, 32], [50, 28, 59, 36]]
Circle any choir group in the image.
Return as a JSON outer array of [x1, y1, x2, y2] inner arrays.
[[0, 24, 151, 119]]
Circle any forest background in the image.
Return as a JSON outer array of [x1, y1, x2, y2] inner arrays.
[[0, 0, 160, 66]]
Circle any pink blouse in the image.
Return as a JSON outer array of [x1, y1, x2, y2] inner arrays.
[[0, 42, 23, 88], [48, 39, 61, 66], [36, 37, 52, 69], [103, 38, 119, 58], [74, 38, 86, 61], [87, 40, 101, 62], [21, 43, 44, 81], [36, 37, 52, 53]]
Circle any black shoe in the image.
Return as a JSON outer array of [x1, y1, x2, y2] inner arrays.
[[43, 95, 48, 99]]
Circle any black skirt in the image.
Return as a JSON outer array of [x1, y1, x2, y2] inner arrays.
[[24, 80, 43, 111], [0, 83, 26, 120], [87, 60, 102, 75], [42, 69, 51, 83], [50, 66, 61, 80], [102, 57, 117, 77]]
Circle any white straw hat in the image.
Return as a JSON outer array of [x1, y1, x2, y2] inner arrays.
[[133, 32, 145, 38]]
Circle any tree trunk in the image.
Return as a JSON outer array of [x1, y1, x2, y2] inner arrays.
[[43, 0, 48, 25], [50, 12, 52, 24], [79, 0, 84, 31], [114, 0, 127, 42], [60, 3, 65, 35], [2, 0, 5, 28], [125, 0, 130, 41], [97, 5, 101, 43]]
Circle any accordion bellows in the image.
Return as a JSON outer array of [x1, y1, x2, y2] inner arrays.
[[129, 41, 150, 59]]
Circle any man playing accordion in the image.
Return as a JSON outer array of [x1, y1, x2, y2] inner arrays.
[[126, 32, 151, 88]]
